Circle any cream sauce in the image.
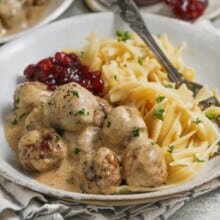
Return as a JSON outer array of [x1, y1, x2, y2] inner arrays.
[[34, 156, 82, 192], [34, 130, 84, 192]]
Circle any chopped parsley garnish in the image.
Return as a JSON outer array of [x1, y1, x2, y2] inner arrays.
[[151, 141, 155, 145], [114, 75, 118, 81], [205, 112, 219, 121], [19, 113, 27, 120], [73, 147, 80, 155], [71, 90, 79, 98], [15, 97, 20, 105], [192, 117, 203, 124], [48, 101, 53, 106], [138, 57, 143, 65], [154, 107, 165, 121], [13, 97, 20, 110], [194, 156, 205, 163], [132, 127, 140, 137], [11, 118, 18, 126], [11, 112, 27, 126], [156, 96, 165, 103], [74, 108, 89, 116], [164, 84, 173, 89], [55, 135, 60, 142], [116, 30, 131, 42], [107, 120, 111, 128], [80, 51, 84, 56], [167, 145, 175, 153]]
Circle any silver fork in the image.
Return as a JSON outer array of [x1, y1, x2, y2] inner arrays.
[[98, 0, 220, 110]]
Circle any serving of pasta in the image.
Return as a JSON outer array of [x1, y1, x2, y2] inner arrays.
[[4, 30, 220, 194]]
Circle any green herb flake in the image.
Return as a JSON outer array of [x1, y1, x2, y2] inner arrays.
[[151, 141, 155, 145], [11, 118, 18, 126], [156, 96, 165, 103], [74, 147, 80, 155], [194, 156, 205, 163], [74, 108, 86, 116], [71, 90, 79, 98], [80, 51, 84, 57], [114, 75, 118, 81], [116, 30, 131, 42], [48, 101, 53, 106], [167, 145, 175, 153], [192, 117, 203, 124], [205, 112, 219, 121], [19, 112, 27, 120], [138, 57, 143, 65], [11, 112, 27, 126], [15, 97, 20, 105], [13, 97, 20, 110], [154, 107, 165, 121], [132, 127, 140, 137], [164, 84, 173, 89], [107, 120, 111, 128], [55, 135, 60, 142]]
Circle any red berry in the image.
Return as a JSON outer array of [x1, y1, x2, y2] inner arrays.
[[23, 52, 104, 96], [37, 58, 53, 72], [165, 0, 208, 20]]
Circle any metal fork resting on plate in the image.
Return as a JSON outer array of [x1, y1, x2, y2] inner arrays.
[[98, 0, 220, 114]]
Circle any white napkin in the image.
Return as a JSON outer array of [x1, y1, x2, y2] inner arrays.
[[1, 175, 220, 220]]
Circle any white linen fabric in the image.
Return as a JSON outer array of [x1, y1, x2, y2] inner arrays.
[[1, 175, 220, 220]]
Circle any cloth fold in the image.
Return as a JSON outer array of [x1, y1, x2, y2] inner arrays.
[[1, 175, 220, 220]]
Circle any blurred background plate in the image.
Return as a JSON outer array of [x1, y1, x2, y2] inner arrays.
[[85, 0, 220, 20], [0, 0, 74, 44]]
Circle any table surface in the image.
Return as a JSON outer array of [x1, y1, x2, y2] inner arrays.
[[61, 1, 220, 220], [11, 0, 220, 219]]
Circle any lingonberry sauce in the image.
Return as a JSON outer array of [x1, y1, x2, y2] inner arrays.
[[165, 0, 208, 20], [24, 52, 104, 96]]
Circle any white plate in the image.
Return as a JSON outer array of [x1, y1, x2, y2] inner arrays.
[[0, 13, 220, 206], [0, 0, 74, 44]]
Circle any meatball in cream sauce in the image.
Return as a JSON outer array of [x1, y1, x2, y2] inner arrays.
[[4, 82, 168, 194]]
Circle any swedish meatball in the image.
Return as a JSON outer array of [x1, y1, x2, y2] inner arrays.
[[103, 106, 146, 147], [93, 147, 121, 194], [44, 83, 98, 131], [81, 147, 121, 194], [123, 133, 167, 187], [0, 0, 26, 29], [24, 104, 45, 133], [18, 128, 66, 172], [14, 82, 51, 116]]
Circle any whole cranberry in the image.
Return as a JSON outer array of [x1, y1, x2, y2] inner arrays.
[[165, 0, 208, 20]]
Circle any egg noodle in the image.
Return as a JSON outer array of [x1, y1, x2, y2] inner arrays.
[[73, 32, 220, 191]]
